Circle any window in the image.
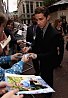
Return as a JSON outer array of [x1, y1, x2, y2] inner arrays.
[[36, 2, 39, 7], [30, 2, 33, 13], [23, 4, 25, 13], [26, 3, 29, 13], [27, 14, 30, 18], [40, 2, 43, 6]]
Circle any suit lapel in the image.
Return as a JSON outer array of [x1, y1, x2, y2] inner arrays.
[[43, 24, 53, 40]]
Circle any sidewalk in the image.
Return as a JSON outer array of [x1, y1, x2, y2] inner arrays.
[[52, 42, 68, 98]]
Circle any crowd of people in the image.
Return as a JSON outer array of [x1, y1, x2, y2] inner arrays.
[[0, 6, 67, 98]]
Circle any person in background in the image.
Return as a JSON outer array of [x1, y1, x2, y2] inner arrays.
[[0, 12, 9, 55], [62, 18, 67, 35], [26, 14, 37, 43], [54, 19, 64, 67], [0, 12, 10, 69], [0, 81, 23, 98], [4, 19, 25, 55], [4, 19, 17, 54], [54, 19, 64, 36], [26, 14, 40, 75]]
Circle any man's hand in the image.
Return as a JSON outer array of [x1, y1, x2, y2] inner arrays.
[[17, 40, 26, 48], [29, 53, 37, 59], [1, 89, 23, 98], [21, 54, 31, 62], [22, 47, 31, 53], [21, 53, 37, 63]]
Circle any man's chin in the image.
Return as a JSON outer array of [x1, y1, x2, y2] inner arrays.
[[39, 26, 43, 29]]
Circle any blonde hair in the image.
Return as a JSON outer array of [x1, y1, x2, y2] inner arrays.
[[54, 19, 62, 28]]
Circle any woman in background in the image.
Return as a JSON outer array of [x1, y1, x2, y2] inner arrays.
[[54, 19, 64, 67], [4, 19, 17, 55], [0, 12, 10, 69]]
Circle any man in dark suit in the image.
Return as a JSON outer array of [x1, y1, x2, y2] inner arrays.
[[26, 14, 40, 75], [23, 7, 62, 98], [32, 7, 62, 98]]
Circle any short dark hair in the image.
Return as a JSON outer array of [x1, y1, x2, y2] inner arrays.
[[35, 7, 50, 18], [0, 12, 7, 27]]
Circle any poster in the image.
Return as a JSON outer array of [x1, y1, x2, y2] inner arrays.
[[5, 73, 55, 94]]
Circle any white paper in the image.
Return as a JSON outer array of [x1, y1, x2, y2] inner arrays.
[[17, 30, 23, 35], [0, 35, 11, 49], [5, 73, 55, 94]]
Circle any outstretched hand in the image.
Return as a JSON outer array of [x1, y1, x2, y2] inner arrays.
[[22, 47, 30, 53], [21, 54, 31, 62], [21, 53, 37, 63], [29, 53, 37, 59], [11, 53, 23, 60]]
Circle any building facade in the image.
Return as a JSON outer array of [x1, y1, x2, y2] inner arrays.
[[17, 0, 44, 24], [49, 0, 68, 23], [0, 0, 4, 12]]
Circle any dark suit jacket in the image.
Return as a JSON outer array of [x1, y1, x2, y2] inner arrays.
[[32, 23, 62, 86], [26, 24, 40, 75], [26, 25, 36, 44], [33, 23, 59, 66]]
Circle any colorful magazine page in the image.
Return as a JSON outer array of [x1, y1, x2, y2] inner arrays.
[[0, 35, 11, 49], [5, 73, 55, 94]]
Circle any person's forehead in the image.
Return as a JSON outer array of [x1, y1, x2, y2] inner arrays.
[[35, 13, 45, 19]]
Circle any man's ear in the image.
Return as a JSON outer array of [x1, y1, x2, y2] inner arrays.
[[47, 15, 50, 21]]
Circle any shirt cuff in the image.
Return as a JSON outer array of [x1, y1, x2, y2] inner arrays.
[[6, 56, 11, 61], [18, 61, 25, 65]]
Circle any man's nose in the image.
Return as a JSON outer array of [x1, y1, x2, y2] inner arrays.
[[37, 21, 40, 25]]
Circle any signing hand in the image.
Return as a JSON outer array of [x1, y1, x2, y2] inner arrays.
[[29, 53, 37, 59], [22, 47, 31, 53], [21, 54, 32, 62], [21, 53, 37, 63]]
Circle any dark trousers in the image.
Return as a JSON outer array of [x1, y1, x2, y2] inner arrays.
[[32, 58, 40, 75], [40, 63, 53, 98]]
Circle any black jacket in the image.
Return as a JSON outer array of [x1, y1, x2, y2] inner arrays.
[[32, 23, 62, 68]]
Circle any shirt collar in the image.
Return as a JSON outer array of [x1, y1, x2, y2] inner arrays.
[[42, 22, 49, 37], [43, 22, 49, 33]]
